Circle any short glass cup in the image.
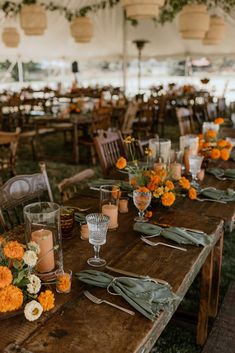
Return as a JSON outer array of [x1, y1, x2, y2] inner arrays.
[[189, 155, 204, 187], [55, 269, 72, 294], [60, 207, 75, 239]]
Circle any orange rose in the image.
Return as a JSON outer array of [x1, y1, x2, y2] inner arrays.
[[189, 187, 197, 200], [210, 148, 221, 160], [0, 266, 13, 289], [145, 211, 153, 219], [116, 157, 127, 170], [217, 139, 227, 148], [220, 148, 230, 161], [206, 130, 217, 140], [0, 285, 23, 312], [214, 117, 224, 125], [38, 290, 55, 312], [3, 241, 24, 260], [161, 192, 175, 207], [179, 177, 190, 190], [165, 180, 174, 190]]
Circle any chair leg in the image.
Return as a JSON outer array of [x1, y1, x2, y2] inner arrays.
[[91, 146, 97, 165]]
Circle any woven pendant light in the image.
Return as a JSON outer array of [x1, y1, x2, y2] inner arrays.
[[203, 16, 225, 45], [20, 4, 47, 36], [70, 17, 94, 43], [178, 4, 210, 39], [2, 27, 20, 48], [121, 0, 165, 20]]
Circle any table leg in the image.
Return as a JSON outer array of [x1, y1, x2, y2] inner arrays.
[[209, 232, 224, 318], [196, 249, 213, 346], [73, 123, 79, 164]]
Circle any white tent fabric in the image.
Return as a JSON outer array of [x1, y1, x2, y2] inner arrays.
[[0, 0, 235, 61]]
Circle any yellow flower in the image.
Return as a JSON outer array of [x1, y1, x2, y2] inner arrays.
[[145, 148, 153, 157], [210, 148, 221, 160], [38, 290, 55, 312], [217, 139, 227, 148], [161, 192, 176, 207], [3, 241, 24, 260], [165, 180, 174, 190], [220, 148, 230, 161], [124, 136, 135, 144], [214, 117, 224, 125], [179, 177, 190, 190], [0, 285, 23, 312], [0, 266, 13, 289], [189, 187, 197, 200], [155, 186, 164, 196], [116, 157, 127, 170]]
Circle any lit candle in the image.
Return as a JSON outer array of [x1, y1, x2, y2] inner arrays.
[[119, 198, 129, 213], [102, 204, 118, 230], [170, 162, 181, 180], [197, 169, 205, 181], [80, 223, 89, 240], [31, 229, 55, 273]]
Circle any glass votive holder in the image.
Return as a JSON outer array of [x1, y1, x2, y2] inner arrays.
[[119, 197, 129, 213], [56, 269, 72, 294], [100, 185, 120, 231], [60, 207, 75, 239], [80, 222, 89, 240]]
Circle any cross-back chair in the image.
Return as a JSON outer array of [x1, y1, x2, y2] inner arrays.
[[0, 162, 53, 231], [94, 130, 127, 176], [176, 107, 195, 136], [58, 168, 95, 202], [121, 100, 139, 136], [0, 127, 21, 179]]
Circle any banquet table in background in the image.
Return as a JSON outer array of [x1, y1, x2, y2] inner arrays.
[[0, 189, 225, 353]]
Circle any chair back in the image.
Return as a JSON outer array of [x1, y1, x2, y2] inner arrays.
[[121, 101, 138, 135], [94, 130, 126, 176], [0, 127, 21, 176], [176, 107, 194, 136], [92, 107, 112, 133], [0, 162, 53, 231]]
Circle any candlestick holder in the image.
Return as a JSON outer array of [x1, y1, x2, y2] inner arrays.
[[24, 202, 63, 281]]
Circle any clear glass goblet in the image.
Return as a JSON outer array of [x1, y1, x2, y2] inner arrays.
[[133, 189, 152, 223], [189, 155, 204, 187], [86, 213, 109, 267]]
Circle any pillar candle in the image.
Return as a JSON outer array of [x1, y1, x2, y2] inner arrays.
[[80, 223, 89, 240], [102, 204, 118, 230], [170, 162, 181, 180], [197, 169, 205, 181], [119, 199, 128, 213], [31, 229, 55, 273]]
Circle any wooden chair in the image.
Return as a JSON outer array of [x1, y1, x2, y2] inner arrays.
[[121, 100, 139, 136], [0, 127, 21, 178], [176, 107, 195, 136], [94, 130, 127, 176], [58, 168, 95, 202], [0, 162, 53, 231]]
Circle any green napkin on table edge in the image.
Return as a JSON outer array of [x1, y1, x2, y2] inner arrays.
[[74, 212, 86, 223], [89, 179, 133, 191], [207, 168, 235, 180], [198, 186, 235, 202], [76, 270, 178, 321], [134, 222, 211, 247]]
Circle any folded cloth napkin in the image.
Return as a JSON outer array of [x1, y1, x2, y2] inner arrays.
[[207, 168, 235, 180], [76, 269, 177, 321], [89, 179, 133, 191], [198, 186, 235, 202], [134, 222, 211, 246], [74, 212, 86, 223]]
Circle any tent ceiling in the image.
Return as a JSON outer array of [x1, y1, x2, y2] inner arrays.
[[0, 0, 234, 61]]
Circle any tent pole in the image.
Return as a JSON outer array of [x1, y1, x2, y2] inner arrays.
[[122, 10, 127, 94], [17, 58, 24, 84], [1, 60, 16, 83]]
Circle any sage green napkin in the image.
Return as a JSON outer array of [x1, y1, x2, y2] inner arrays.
[[207, 168, 235, 180], [89, 179, 133, 191], [198, 187, 235, 202], [74, 212, 86, 223], [134, 222, 211, 246], [76, 270, 177, 321]]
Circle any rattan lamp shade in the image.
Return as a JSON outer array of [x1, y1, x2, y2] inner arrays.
[[203, 16, 225, 45], [20, 4, 47, 36], [2, 27, 20, 48], [70, 16, 94, 43], [121, 0, 165, 20]]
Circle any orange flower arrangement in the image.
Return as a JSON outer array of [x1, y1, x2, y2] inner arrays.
[[137, 186, 150, 193], [116, 157, 127, 170], [161, 192, 176, 207], [189, 187, 197, 200], [220, 148, 230, 161], [179, 177, 190, 190], [38, 290, 55, 312], [165, 180, 174, 191], [3, 241, 24, 260], [217, 139, 227, 148], [214, 117, 224, 125], [0, 266, 13, 289], [210, 148, 221, 160], [0, 285, 23, 312]]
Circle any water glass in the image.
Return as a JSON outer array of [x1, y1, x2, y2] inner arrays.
[[133, 189, 152, 222], [86, 213, 109, 267], [189, 155, 204, 186]]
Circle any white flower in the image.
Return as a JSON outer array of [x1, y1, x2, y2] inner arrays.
[[27, 241, 40, 254], [23, 250, 38, 267], [27, 275, 41, 294], [24, 300, 43, 321]]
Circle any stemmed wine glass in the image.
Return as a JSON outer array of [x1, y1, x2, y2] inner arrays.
[[189, 155, 204, 187], [133, 189, 152, 223], [86, 213, 109, 267]]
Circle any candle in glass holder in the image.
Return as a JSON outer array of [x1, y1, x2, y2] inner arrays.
[[197, 169, 205, 181], [80, 223, 89, 240], [154, 162, 166, 173], [119, 198, 129, 213], [31, 229, 55, 273], [170, 162, 181, 180], [102, 204, 118, 230]]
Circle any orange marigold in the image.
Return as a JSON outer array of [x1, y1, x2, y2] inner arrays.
[[210, 148, 221, 160], [56, 273, 71, 293], [165, 180, 174, 190], [3, 241, 24, 260], [145, 210, 153, 219], [206, 130, 217, 140], [0, 266, 13, 289], [214, 117, 224, 125], [220, 148, 230, 161], [226, 141, 233, 150], [38, 290, 55, 312], [161, 192, 175, 207], [116, 157, 127, 170], [0, 285, 23, 312], [137, 186, 149, 193], [179, 177, 190, 190], [217, 139, 227, 148], [189, 187, 197, 200]]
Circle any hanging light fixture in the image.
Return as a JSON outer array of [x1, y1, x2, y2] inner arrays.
[[203, 16, 225, 45], [20, 4, 47, 35], [178, 4, 210, 40], [70, 16, 94, 43], [2, 27, 20, 48], [121, 0, 165, 20]]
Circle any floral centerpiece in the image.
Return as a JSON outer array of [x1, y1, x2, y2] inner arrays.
[[0, 236, 55, 321]]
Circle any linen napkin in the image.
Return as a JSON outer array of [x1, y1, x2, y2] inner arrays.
[[207, 168, 235, 180], [74, 212, 86, 223], [89, 179, 133, 191], [198, 186, 235, 202], [134, 222, 211, 246], [76, 269, 177, 321]]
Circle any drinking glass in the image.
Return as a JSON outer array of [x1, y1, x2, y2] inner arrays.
[[133, 189, 151, 222], [86, 213, 109, 267], [189, 155, 204, 186]]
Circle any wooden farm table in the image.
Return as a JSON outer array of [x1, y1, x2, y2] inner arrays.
[[0, 190, 224, 353]]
